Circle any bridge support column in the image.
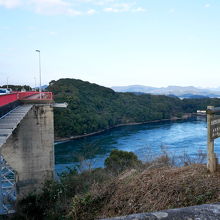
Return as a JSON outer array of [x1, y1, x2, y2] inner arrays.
[[1, 104, 54, 199]]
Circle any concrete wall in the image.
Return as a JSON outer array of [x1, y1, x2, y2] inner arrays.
[[1, 104, 54, 199], [102, 203, 220, 220]]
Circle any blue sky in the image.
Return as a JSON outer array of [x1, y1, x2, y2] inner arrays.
[[0, 0, 220, 88]]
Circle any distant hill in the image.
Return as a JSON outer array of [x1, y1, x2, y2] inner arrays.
[[34, 85, 48, 91], [48, 78, 220, 138], [112, 85, 220, 98], [179, 94, 211, 99], [48, 79, 184, 138]]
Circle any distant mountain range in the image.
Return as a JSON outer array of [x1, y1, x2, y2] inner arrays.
[[34, 85, 48, 90], [111, 85, 220, 99]]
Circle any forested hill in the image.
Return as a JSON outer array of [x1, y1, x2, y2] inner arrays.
[[48, 78, 220, 138]]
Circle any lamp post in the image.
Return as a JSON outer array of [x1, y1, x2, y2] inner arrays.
[[35, 50, 42, 99], [34, 77, 36, 91], [6, 77, 8, 89]]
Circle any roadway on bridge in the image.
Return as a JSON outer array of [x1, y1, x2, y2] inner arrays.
[[0, 105, 33, 147]]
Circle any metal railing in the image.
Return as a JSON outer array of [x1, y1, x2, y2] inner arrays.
[[0, 92, 53, 107], [20, 92, 53, 100], [0, 155, 16, 215]]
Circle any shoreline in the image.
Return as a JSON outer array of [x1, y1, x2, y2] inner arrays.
[[55, 113, 201, 143]]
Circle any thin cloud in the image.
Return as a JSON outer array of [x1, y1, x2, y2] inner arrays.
[[29, 0, 82, 16], [0, 0, 22, 8], [204, 3, 211, 8], [104, 2, 143, 13], [0, 0, 145, 16], [133, 7, 145, 12], [49, 31, 57, 35], [87, 8, 96, 15], [169, 8, 175, 14]]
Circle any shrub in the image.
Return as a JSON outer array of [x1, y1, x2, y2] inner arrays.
[[104, 150, 142, 175], [14, 167, 112, 220]]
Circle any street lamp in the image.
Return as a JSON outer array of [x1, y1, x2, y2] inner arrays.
[[34, 77, 37, 91], [35, 50, 42, 99], [6, 77, 8, 89]]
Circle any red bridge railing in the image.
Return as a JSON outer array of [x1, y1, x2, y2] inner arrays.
[[0, 92, 53, 107]]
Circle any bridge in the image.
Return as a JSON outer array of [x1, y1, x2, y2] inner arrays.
[[0, 91, 55, 214]]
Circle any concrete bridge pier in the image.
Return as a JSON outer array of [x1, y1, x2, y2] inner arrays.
[[1, 104, 54, 199]]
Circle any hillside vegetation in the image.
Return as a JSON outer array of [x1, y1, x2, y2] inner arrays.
[[14, 150, 220, 220], [48, 78, 220, 138], [1, 85, 32, 91]]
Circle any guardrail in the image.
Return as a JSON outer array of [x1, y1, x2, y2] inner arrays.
[[20, 92, 53, 100], [0, 94, 18, 107], [0, 92, 53, 107]]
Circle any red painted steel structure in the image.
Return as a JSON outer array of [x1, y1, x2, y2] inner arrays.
[[0, 92, 53, 107]]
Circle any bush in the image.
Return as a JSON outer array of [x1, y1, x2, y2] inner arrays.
[[104, 150, 142, 175], [14, 167, 112, 220], [70, 193, 101, 220]]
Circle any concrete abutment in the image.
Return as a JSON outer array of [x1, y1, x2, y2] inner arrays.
[[1, 104, 54, 199]]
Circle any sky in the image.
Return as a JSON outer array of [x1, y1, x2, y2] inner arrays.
[[0, 0, 220, 88]]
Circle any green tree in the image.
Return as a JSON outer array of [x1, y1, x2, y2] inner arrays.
[[104, 149, 142, 175]]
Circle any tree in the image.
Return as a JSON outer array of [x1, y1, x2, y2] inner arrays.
[[104, 149, 142, 175]]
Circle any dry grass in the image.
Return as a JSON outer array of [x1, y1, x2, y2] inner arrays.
[[89, 164, 220, 219]]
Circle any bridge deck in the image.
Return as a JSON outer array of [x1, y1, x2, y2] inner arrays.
[[0, 105, 33, 147]]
